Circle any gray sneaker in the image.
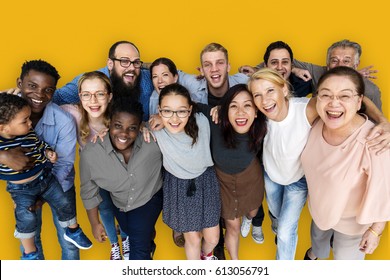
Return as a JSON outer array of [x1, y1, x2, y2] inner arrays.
[[252, 226, 264, 244]]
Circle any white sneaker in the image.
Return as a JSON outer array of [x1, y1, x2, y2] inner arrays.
[[240, 216, 252, 238], [252, 226, 264, 244], [110, 242, 122, 260], [122, 236, 130, 260]]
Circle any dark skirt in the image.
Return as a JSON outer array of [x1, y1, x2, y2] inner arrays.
[[216, 158, 264, 220], [162, 167, 221, 232]]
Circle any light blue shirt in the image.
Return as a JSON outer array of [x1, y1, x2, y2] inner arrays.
[[35, 102, 77, 192], [52, 67, 154, 121], [148, 72, 249, 115]]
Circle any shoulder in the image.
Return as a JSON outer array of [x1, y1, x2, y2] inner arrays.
[[229, 73, 249, 84]]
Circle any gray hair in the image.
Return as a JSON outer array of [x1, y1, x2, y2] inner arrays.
[[326, 39, 362, 66]]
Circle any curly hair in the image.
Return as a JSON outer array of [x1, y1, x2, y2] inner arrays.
[[20, 59, 60, 85], [109, 96, 144, 125], [0, 93, 29, 125]]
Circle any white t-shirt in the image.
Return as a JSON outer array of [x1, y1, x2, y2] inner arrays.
[[263, 97, 311, 185]]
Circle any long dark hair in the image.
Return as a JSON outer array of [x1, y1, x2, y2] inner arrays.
[[159, 83, 198, 145], [219, 84, 267, 151]]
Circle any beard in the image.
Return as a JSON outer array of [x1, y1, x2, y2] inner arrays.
[[110, 69, 141, 101]]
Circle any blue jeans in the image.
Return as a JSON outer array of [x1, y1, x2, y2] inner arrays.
[[19, 185, 80, 259], [7, 170, 76, 239], [99, 188, 127, 244], [264, 171, 308, 260], [115, 188, 163, 260]]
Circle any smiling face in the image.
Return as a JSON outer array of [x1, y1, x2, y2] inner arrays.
[[109, 111, 140, 153], [265, 48, 292, 80], [108, 43, 141, 89], [151, 64, 178, 94], [200, 50, 230, 96], [251, 79, 289, 122], [79, 77, 112, 119], [228, 90, 257, 134], [158, 94, 192, 134], [0, 106, 32, 139], [327, 47, 358, 70], [316, 75, 363, 131], [17, 70, 56, 116]]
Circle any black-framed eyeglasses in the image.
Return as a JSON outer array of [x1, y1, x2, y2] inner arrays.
[[79, 91, 108, 101], [159, 109, 191, 118], [111, 58, 143, 68]]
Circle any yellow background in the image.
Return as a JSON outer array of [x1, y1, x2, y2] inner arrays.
[[1, 0, 389, 260]]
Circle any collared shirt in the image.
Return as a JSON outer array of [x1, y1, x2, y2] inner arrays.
[[34, 102, 77, 192], [52, 67, 154, 120], [79, 133, 163, 212], [177, 72, 249, 106]]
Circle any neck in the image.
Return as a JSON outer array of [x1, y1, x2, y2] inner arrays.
[[322, 114, 365, 145], [208, 81, 229, 98], [30, 111, 44, 128]]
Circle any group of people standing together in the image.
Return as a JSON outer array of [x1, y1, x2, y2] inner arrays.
[[1, 38, 389, 260]]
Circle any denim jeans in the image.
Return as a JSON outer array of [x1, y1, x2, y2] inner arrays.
[[115, 188, 163, 260], [264, 171, 308, 260], [7, 169, 76, 239], [99, 188, 127, 244], [20, 185, 80, 259]]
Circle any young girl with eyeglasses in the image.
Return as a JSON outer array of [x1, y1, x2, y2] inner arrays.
[[151, 83, 221, 260], [61, 71, 130, 260]]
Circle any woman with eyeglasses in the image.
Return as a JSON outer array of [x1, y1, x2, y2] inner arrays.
[[301, 66, 390, 260], [247, 67, 390, 260], [79, 97, 163, 260], [150, 83, 221, 260], [61, 71, 130, 260]]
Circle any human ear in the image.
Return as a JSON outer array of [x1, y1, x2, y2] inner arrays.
[[17, 78, 22, 89], [107, 59, 114, 71]]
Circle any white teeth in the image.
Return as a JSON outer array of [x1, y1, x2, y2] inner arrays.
[[31, 98, 43, 104], [118, 138, 127, 143], [236, 119, 247, 125], [327, 111, 342, 116], [264, 104, 274, 110], [211, 75, 219, 78], [125, 73, 134, 77]]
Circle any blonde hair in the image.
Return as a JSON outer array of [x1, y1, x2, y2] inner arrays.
[[77, 71, 112, 144], [200, 42, 228, 64], [247, 68, 293, 99]]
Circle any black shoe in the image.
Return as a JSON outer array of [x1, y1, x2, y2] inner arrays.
[[330, 234, 334, 248], [213, 245, 226, 260], [304, 248, 317, 260], [150, 241, 156, 259]]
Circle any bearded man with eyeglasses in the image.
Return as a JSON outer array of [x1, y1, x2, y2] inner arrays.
[[53, 41, 154, 121]]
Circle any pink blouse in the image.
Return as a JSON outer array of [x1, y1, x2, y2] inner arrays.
[[301, 117, 390, 235]]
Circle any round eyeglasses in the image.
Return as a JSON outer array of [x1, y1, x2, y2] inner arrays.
[[79, 91, 108, 101]]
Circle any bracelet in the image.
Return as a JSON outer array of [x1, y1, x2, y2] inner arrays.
[[368, 227, 382, 237]]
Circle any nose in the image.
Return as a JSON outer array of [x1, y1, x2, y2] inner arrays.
[[27, 119, 32, 129], [276, 61, 283, 70], [90, 94, 98, 102]]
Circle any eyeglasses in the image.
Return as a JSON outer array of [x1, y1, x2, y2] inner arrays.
[[317, 93, 360, 103], [159, 109, 191, 118], [79, 91, 108, 101], [111, 58, 143, 68]]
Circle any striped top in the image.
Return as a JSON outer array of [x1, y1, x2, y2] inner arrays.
[[0, 129, 50, 181]]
